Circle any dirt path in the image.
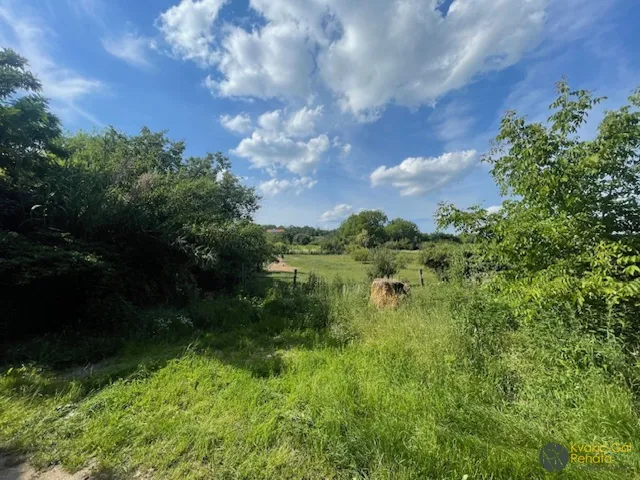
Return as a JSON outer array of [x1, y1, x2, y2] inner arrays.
[[266, 257, 297, 273], [0, 454, 93, 480]]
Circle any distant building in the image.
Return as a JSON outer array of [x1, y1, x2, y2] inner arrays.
[[266, 228, 285, 234]]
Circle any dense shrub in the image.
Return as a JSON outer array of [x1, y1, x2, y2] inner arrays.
[[367, 248, 399, 280], [348, 245, 370, 262], [419, 242, 486, 281], [438, 81, 640, 386], [0, 49, 270, 338], [319, 235, 346, 254]]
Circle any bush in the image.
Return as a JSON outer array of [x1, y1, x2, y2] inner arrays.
[[367, 248, 399, 280], [349, 245, 370, 262], [319, 236, 346, 254], [383, 239, 415, 250], [293, 233, 311, 245]]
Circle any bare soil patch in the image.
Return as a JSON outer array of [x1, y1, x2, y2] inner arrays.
[[266, 257, 297, 273]]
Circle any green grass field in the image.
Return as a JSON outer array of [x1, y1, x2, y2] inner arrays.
[[269, 252, 431, 285], [1, 256, 638, 478]]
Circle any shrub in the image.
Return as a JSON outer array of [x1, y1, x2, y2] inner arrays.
[[367, 248, 399, 280], [349, 245, 370, 262], [319, 236, 346, 254]]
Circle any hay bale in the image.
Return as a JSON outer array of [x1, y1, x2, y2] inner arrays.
[[370, 278, 410, 309]]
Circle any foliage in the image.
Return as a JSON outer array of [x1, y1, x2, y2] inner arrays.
[[319, 235, 346, 254], [385, 218, 421, 248], [348, 245, 370, 263], [421, 232, 462, 244], [0, 48, 63, 184], [367, 248, 399, 280], [437, 80, 640, 360], [293, 233, 311, 245], [420, 242, 482, 282], [339, 210, 388, 246], [0, 49, 270, 338]]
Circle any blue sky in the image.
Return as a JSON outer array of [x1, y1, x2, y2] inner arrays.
[[1, 0, 638, 230]]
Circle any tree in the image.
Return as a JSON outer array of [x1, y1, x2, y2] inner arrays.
[[293, 233, 311, 245], [385, 218, 421, 248], [0, 48, 62, 180], [339, 210, 388, 246], [436, 80, 640, 333]]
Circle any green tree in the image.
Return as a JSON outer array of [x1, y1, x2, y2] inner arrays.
[[0, 49, 62, 181], [385, 218, 421, 248], [339, 210, 388, 246], [437, 80, 640, 333]]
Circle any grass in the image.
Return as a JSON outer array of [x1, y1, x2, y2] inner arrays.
[[1, 263, 639, 478], [271, 252, 428, 285]]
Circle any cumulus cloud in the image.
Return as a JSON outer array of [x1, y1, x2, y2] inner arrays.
[[211, 21, 316, 99], [230, 106, 343, 176], [0, 3, 103, 123], [232, 132, 330, 176], [370, 150, 478, 196], [258, 176, 317, 197], [166, 0, 549, 116], [219, 113, 252, 134], [157, 0, 227, 66], [320, 204, 353, 222], [486, 204, 502, 214], [102, 33, 156, 69]]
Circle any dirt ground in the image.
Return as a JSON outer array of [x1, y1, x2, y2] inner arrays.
[[266, 257, 297, 273], [0, 454, 94, 480]]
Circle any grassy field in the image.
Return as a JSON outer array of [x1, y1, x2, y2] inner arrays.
[[270, 252, 430, 285], [1, 257, 638, 478]]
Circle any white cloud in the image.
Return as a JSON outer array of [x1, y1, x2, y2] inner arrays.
[[197, 0, 548, 117], [230, 106, 342, 176], [285, 105, 323, 137], [219, 113, 252, 134], [320, 203, 353, 222], [258, 176, 317, 197], [232, 131, 330, 176], [370, 150, 478, 196], [486, 204, 502, 214], [211, 21, 316, 99], [102, 33, 155, 69], [157, 0, 227, 66], [0, 3, 103, 122]]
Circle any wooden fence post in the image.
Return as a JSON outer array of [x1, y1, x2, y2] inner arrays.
[[419, 269, 424, 287], [293, 269, 298, 288]]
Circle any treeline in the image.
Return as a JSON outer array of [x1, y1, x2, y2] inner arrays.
[[0, 49, 271, 339], [264, 216, 462, 254]]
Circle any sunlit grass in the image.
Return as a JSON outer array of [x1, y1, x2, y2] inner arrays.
[[1, 276, 638, 478]]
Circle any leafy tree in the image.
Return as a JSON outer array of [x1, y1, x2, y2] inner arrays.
[[293, 233, 311, 245], [339, 210, 388, 246], [437, 80, 640, 335], [0, 48, 62, 181], [319, 235, 346, 254], [385, 218, 421, 248]]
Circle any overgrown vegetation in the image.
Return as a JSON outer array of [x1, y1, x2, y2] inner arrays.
[[2, 50, 639, 479], [1, 49, 270, 340]]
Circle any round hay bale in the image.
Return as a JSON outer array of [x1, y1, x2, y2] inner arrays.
[[370, 278, 410, 309]]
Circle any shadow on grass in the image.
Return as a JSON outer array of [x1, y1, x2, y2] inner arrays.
[[0, 277, 341, 398]]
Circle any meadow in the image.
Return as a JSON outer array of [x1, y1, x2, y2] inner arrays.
[[272, 252, 427, 284], [1, 256, 638, 479]]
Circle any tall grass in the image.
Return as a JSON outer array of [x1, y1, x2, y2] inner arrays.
[[1, 276, 638, 478]]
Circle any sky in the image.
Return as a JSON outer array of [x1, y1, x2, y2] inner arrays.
[[1, 0, 638, 231]]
